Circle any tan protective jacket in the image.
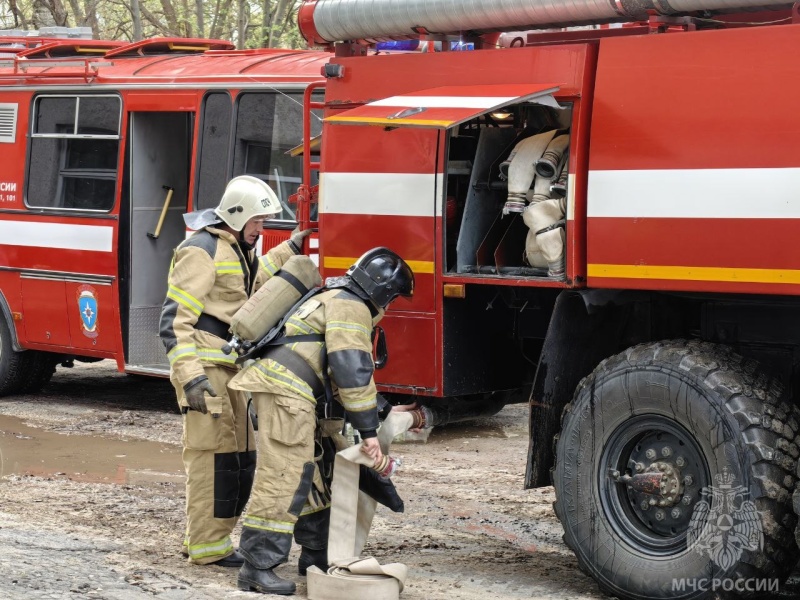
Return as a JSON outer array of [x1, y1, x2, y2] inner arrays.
[[230, 288, 383, 435], [160, 226, 296, 388]]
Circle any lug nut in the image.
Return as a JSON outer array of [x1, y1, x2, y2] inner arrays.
[[655, 510, 666, 521], [676, 456, 685, 467], [635, 462, 645, 473], [661, 446, 673, 457], [640, 501, 650, 511], [671, 508, 682, 519], [645, 449, 657, 460], [685, 475, 694, 486], [682, 495, 692, 505]]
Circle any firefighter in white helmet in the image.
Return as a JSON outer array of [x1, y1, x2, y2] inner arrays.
[[228, 247, 415, 595], [159, 175, 312, 567]]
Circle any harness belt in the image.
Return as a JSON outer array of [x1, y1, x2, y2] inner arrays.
[[267, 344, 326, 401], [307, 411, 412, 600], [195, 313, 232, 342]]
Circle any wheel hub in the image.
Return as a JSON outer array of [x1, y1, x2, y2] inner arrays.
[[600, 417, 709, 554]]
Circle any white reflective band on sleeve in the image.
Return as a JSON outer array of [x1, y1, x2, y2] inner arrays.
[[588, 168, 800, 219], [0, 221, 113, 251], [321, 172, 440, 217]]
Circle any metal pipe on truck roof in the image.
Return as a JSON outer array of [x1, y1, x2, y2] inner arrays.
[[299, 0, 793, 44]]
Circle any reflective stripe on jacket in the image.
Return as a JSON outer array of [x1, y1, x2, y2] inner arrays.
[[229, 288, 382, 434], [159, 225, 296, 387]]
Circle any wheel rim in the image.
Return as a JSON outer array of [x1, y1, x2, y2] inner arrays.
[[599, 415, 711, 556]]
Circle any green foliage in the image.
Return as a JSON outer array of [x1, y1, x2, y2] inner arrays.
[[0, 0, 306, 48]]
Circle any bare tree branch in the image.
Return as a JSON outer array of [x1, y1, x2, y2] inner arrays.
[[140, 3, 171, 36]]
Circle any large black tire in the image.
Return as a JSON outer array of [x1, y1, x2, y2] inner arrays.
[[0, 318, 57, 396], [553, 340, 799, 600], [18, 351, 58, 393]]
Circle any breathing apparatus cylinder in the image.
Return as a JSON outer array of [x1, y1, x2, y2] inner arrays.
[[230, 254, 322, 342]]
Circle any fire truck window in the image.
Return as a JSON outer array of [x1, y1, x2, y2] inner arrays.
[[232, 91, 322, 222], [196, 92, 232, 210], [27, 94, 121, 212], [77, 96, 121, 135], [34, 97, 76, 134]]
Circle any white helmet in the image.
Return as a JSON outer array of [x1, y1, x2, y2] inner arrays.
[[214, 175, 281, 231]]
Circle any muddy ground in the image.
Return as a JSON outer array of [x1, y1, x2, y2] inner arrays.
[[0, 362, 796, 600]]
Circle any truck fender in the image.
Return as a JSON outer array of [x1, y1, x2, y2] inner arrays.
[[0, 290, 23, 352], [525, 289, 648, 488]]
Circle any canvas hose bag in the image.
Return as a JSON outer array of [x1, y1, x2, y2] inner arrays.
[[307, 410, 415, 600]]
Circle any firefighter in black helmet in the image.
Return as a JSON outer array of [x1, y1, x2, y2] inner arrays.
[[228, 247, 414, 595]]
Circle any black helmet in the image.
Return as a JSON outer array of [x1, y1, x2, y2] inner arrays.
[[347, 247, 415, 309]]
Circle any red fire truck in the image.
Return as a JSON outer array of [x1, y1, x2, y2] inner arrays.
[[294, 1, 800, 598]]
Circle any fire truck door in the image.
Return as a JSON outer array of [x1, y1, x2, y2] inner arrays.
[[125, 112, 191, 371]]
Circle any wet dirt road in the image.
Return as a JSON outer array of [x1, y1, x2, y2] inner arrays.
[[1, 362, 795, 600]]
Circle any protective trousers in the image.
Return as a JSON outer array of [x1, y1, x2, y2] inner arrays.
[[239, 392, 330, 570], [173, 364, 256, 564]]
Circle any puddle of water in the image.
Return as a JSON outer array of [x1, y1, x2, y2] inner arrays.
[[0, 414, 184, 485]]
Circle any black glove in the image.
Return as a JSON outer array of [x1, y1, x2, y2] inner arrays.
[[359, 465, 404, 513], [185, 377, 216, 414]]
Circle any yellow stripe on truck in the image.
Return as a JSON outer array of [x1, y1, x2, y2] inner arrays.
[[324, 256, 434, 274], [588, 263, 800, 285]]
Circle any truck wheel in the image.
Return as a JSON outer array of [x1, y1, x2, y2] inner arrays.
[[553, 340, 799, 599], [0, 318, 57, 396], [0, 316, 28, 395], [18, 351, 58, 393]]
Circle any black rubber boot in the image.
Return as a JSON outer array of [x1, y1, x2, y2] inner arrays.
[[298, 547, 328, 576], [214, 549, 244, 567], [237, 561, 296, 595]]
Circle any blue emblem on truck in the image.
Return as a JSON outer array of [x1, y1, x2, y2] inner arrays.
[[77, 285, 99, 338]]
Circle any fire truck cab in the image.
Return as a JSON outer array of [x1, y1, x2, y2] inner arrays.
[[0, 33, 326, 392], [297, 1, 800, 598]]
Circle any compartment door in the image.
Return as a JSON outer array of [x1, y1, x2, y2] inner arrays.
[[325, 83, 560, 129]]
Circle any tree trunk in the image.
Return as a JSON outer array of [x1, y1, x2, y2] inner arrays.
[[209, 0, 233, 40], [33, 0, 57, 28], [236, 0, 246, 48], [179, 0, 192, 37], [66, 0, 84, 25], [130, 0, 143, 40], [8, 0, 29, 28], [196, 0, 204, 38], [83, 0, 99, 36], [268, 0, 290, 47], [159, 0, 180, 35], [260, 0, 271, 48]]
